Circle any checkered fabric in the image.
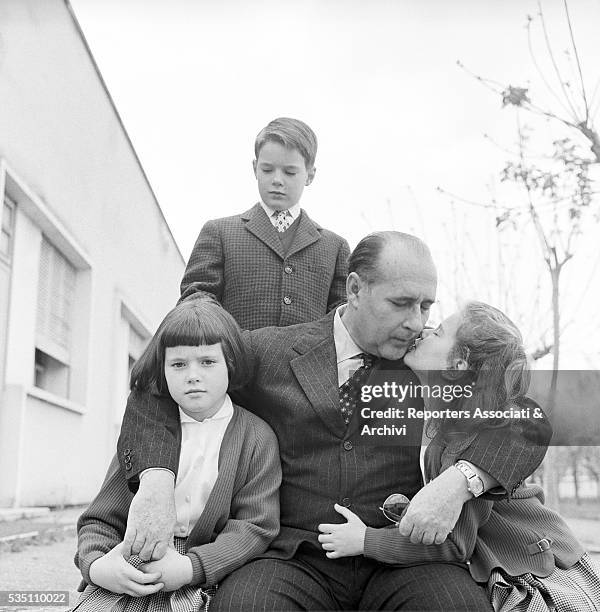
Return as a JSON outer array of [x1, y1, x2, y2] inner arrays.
[[338, 354, 376, 425], [273, 210, 293, 232], [179, 203, 351, 330], [487, 553, 600, 611], [70, 538, 215, 612]]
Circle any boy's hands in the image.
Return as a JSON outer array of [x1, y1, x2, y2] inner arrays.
[[142, 546, 194, 592], [123, 469, 176, 561], [317, 503, 367, 559], [89, 543, 164, 596]]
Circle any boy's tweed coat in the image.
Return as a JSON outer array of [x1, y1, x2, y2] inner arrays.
[[180, 203, 350, 330], [118, 311, 551, 560]]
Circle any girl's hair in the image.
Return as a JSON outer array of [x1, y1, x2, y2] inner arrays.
[[130, 297, 250, 395], [432, 301, 530, 438]]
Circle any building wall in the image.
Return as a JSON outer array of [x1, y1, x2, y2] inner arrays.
[[0, 0, 185, 506]]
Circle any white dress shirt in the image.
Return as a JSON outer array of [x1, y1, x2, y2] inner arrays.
[[173, 394, 234, 537], [333, 304, 368, 387], [259, 201, 301, 227]]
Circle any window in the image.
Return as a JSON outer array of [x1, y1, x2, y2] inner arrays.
[[127, 325, 147, 391], [0, 197, 15, 261], [34, 236, 77, 398]]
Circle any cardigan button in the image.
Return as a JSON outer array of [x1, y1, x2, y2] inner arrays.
[[283, 296, 292, 305], [284, 265, 293, 274], [343, 441, 353, 451]]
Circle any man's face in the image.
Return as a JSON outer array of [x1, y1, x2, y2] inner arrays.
[[253, 140, 315, 211], [346, 246, 437, 361]]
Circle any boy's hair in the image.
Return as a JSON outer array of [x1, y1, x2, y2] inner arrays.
[[130, 296, 250, 396], [254, 117, 318, 169]]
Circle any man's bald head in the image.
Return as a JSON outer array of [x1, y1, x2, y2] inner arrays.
[[348, 232, 437, 287]]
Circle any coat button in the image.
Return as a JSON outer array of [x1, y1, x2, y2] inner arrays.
[[284, 265, 293, 274], [343, 441, 353, 451], [342, 497, 351, 507], [283, 296, 292, 305], [123, 449, 131, 456]]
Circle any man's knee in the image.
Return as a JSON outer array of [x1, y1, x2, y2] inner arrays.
[[210, 558, 335, 612], [363, 563, 491, 611]]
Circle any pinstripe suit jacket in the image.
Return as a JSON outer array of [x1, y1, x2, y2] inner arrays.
[[118, 310, 550, 560], [365, 434, 583, 582], [180, 204, 350, 330]]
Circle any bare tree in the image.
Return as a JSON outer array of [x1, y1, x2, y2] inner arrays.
[[449, 1, 600, 509]]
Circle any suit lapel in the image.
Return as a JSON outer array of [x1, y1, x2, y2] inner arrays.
[[286, 210, 321, 258], [242, 203, 285, 259], [290, 314, 346, 438]]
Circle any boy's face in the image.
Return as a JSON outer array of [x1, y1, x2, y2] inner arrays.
[[253, 140, 315, 211]]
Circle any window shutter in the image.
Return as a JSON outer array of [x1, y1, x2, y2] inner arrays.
[[36, 236, 75, 362]]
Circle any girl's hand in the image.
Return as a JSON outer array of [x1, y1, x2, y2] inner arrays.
[[89, 543, 164, 596], [142, 546, 193, 592], [317, 504, 367, 559]]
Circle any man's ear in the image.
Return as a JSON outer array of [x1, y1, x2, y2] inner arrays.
[[306, 166, 316, 186], [346, 272, 362, 306], [252, 159, 258, 178]]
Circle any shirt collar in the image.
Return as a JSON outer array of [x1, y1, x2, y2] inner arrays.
[[179, 393, 234, 424], [260, 200, 301, 222], [333, 305, 364, 365]]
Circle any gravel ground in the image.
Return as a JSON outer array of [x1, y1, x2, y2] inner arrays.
[[0, 533, 81, 611]]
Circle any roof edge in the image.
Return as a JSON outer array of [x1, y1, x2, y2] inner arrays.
[[63, 0, 186, 266]]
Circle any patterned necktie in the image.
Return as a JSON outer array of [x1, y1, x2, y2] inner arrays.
[[273, 210, 293, 233], [339, 353, 377, 425]]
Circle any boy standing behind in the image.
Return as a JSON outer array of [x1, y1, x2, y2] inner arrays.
[[180, 117, 350, 330]]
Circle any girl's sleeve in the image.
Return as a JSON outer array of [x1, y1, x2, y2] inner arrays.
[[364, 497, 492, 566], [185, 421, 281, 586], [74, 455, 132, 584]]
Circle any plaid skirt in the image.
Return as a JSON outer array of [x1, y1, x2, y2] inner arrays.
[[487, 553, 600, 612], [70, 538, 216, 612]]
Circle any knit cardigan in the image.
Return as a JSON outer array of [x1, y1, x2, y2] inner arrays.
[[364, 433, 584, 581], [74, 404, 281, 588]]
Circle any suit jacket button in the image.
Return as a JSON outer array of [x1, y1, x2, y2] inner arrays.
[[283, 296, 292, 305], [343, 441, 353, 451], [125, 463, 132, 471], [342, 497, 351, 507], [284, 265, 293, 274]]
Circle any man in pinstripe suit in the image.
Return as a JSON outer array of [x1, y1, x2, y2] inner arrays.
[[118, 231, 550, 610]]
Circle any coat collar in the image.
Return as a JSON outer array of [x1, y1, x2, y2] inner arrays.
[[241, 203, 322, 260], [289, 312, 346, 437]]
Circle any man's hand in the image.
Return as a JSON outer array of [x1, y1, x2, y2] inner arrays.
[[89, 543, 164, 596], [398, 466, 471, 545], [142, 546, 194, 592], [123, 470, 176, 561], [317, 503, 367, 559]]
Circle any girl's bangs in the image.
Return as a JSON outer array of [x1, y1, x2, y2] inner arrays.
[[161, 308, 223, 348]]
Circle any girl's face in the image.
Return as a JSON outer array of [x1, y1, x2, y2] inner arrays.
[[164, 343, 229, 421], [404, 312, 463, 373]]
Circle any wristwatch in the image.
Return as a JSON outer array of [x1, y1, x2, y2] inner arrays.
[[454, 460, 485, 497]]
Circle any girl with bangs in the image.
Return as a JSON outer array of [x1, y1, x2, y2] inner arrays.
[[318, 301, 600, 612], [70, 297, 281, 612]]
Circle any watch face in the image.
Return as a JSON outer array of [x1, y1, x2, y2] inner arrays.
[[470, 478, 484, 495]]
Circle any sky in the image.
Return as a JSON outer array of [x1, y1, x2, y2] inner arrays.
[[69, 0, 600, 367]]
